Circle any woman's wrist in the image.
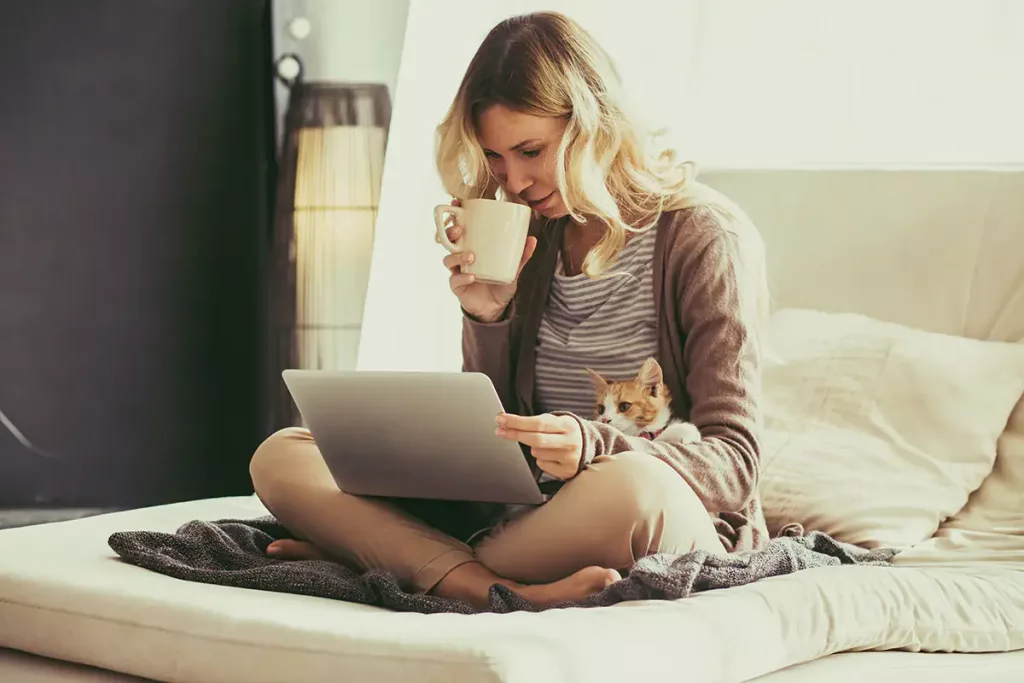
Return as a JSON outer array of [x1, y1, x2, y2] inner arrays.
[[467, 302, 511, 324]]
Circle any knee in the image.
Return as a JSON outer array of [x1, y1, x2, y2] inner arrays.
[[580, 451, 720, 555], [249, 427, 310, 500], [581, 452, 698, 528]]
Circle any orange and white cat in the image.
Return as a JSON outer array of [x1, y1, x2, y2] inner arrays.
[[584, 358, 701, 443]]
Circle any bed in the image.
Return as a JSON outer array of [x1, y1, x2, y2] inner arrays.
[[1, 168, 1023, 682]]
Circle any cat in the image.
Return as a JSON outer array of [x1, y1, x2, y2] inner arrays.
[[584, 357, 701, 443]]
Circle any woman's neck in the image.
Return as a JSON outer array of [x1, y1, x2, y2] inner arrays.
[[560, 216, 607, 277]]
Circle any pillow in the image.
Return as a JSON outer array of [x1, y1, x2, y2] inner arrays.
[[934, 388, 1024, 535], [759, 308, 1024, 549], [891, 394, 1024, 567]]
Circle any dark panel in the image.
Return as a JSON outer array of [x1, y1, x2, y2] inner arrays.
[[0, 0, 274, 506]]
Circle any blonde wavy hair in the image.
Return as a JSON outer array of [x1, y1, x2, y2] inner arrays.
[[435, 11, 769, 320]]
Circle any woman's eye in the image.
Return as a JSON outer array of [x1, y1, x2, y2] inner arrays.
[[520, 149, 540, 158], [618, 402, 632, 413]]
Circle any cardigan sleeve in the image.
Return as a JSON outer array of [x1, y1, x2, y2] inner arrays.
[[461, 304, 517, 412]]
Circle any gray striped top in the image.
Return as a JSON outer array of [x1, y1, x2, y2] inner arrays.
[[533, 225, 659, 418]]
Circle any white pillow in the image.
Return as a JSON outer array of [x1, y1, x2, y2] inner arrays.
[[933, 390, 1024, 536], [892, 394, 1024, 567], [759, 308, 1024, 549]]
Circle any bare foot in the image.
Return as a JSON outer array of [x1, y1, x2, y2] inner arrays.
[[431, 561, 620, 611], [516, 566, 622, 608], [265, 539, 331, 561]]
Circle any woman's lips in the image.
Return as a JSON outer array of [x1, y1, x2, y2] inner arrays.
[[527, 191, 556, 211]]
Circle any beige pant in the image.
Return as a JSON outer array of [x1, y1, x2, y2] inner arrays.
[[249, 427, 724, 593]]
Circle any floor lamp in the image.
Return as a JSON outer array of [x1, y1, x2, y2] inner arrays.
[[268, 54, 391, 431]]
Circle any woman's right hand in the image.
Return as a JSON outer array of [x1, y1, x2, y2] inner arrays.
[[441, 199, 538, 323]]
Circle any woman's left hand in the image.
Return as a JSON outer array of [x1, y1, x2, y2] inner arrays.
[[496, 413, 583, 480]]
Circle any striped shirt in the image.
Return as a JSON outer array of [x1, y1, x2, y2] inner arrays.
[[533, 226, 659, 417]]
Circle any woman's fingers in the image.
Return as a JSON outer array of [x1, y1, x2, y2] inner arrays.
[[498, 412, 568, 434], [444, 198, 463, 241], [497, 426, 568, 450], [533, 453, 576, 480], [516, 236, 538, 276], [445, 224, 463, 243], [442, 251, 474, 273], [531, 446, 574, 464], [448, 272, 476, 292]]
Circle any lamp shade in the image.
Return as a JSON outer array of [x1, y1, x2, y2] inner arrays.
[[268, 81, 391, 431]]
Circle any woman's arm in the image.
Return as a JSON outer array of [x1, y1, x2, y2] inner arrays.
[[563, 218, 765, 513], [462, 306, 517, 412], [460, 215, 549, 413]]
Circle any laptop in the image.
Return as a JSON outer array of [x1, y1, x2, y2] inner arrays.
[[281, 369, 545, 505]]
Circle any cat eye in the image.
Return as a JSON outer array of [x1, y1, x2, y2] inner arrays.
[[596, 404, 605, 415], [618, 402, 632, 413]]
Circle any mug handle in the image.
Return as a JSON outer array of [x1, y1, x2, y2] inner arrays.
[[433, 204, 464, 253]]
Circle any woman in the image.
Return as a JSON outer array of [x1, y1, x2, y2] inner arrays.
[[250, 11, 770, 611]]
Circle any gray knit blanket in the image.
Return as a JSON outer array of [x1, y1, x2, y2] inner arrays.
[[107, 517, 897, 614]]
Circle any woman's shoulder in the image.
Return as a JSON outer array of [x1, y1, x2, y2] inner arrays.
[[660, 203, 764, 255], [659, 201, 770, 324]]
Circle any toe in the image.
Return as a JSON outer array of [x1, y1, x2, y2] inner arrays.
[[266, 539, 327, 561]]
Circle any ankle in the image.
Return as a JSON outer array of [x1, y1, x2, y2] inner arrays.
[[430, 561, 517, 610]]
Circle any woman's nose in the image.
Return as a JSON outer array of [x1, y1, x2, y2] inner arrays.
[[503, 160, 532, 197]]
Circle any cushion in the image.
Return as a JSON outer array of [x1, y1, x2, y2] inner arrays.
[[895, 391, 1024, 567], [759, 308, 1024, 548], [944, 389, 1024, 533]]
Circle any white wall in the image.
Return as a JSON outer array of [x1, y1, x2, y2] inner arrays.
[[357, 0, 519, 373], [271, 0, 411, 143], [356, 0, 1024, 375], [355, 0, 618, 373]]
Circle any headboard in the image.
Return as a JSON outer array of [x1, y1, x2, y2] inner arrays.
[[700, 169, 1024, 343]]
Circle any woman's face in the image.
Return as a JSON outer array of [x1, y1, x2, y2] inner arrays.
[[476, 104, 568, 218]]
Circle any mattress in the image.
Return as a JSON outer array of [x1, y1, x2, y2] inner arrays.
[[751, 650, 1024, 682], [1, 496, 1022, 683], [5, 639, 1022, 683], [0, 647, 152, 682]]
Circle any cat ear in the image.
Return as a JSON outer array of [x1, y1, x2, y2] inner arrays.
[[636, 357, 663, 391], [584, 368, 608, 394]]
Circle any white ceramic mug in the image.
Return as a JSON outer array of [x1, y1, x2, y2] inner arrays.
[[433, 199, 532, 285]]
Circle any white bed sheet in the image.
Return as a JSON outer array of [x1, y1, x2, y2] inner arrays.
[[0, 497, 1021, 683]]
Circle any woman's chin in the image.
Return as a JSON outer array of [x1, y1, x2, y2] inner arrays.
[[536, 203, 568, 219]]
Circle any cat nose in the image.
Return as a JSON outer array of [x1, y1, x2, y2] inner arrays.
[[599, 417, 611, 424]]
